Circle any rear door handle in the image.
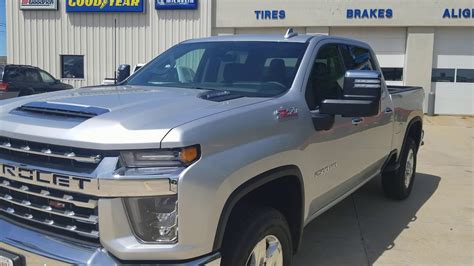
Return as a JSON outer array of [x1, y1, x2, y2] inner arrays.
[[352, 117, 364, 125], [385, 107, 393, 114]]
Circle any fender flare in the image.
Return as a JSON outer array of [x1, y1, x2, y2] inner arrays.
[[398, 116, 423, 164], [212, 165, 305, 252]]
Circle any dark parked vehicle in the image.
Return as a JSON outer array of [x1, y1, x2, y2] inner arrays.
[[0, 64, 73, 100]]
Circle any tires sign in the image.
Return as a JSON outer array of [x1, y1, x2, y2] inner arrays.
[[20, 0, 58, 10]]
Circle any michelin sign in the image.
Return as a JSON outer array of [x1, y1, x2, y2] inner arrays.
[[155, 0, 198, 10], [66, 0, 144, 12]]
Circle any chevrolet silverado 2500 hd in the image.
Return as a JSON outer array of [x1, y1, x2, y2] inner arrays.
[[0, 31, 424, 265]]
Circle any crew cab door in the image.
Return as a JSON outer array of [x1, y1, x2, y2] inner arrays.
[[303, 43, 371, 214], [338, 44, 394, 171]]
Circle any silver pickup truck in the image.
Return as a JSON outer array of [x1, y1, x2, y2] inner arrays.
[[0, 31, 424, 266]]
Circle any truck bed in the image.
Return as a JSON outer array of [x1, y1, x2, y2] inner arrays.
[[387, 85, 423, 95]]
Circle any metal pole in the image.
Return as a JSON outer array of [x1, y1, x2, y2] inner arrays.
[[114, 18, 117, 85], [427, 91, 435, 116]]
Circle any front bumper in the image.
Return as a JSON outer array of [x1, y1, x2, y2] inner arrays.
[[0, 218, 221, 265]]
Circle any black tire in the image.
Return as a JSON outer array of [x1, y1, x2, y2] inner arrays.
[[221, 205, 293, 266], [382, 138, 418, 200]]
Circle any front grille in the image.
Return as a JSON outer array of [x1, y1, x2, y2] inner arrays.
[[0, 136, 114, 174], [0, 176, 99, 241]]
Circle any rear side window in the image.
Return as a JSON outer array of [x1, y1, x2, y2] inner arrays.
[[0, 66, 4, 81], [339, 45, 375, 71]]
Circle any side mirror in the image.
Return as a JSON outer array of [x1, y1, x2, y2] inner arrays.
[[116, 64, 131, 83], [320, 70, 382, 117]]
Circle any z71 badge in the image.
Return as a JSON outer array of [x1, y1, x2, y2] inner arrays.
[[274, 107, 298, 120]]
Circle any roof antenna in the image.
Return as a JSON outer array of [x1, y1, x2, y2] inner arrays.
[[284, 28, 298, 39]]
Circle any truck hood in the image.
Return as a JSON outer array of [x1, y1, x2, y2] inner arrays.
[[0, 86, 269, 149]]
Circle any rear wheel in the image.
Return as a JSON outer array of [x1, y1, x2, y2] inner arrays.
[[221, 206, 292, 266], [382, 138, 418, 200]]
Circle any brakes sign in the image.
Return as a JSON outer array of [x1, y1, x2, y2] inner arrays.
[[20, 0, 59, 10]]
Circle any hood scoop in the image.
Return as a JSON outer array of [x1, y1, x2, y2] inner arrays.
[[199, 90, 243, 102], [14, 101, 110, 119]]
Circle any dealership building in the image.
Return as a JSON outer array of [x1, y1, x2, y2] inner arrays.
[[5, 0, 474, 115]]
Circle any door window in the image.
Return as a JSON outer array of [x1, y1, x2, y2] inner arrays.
[[306, 44, 345, 109], [39, 70, 56, 84], [25, 69, 42, 83]]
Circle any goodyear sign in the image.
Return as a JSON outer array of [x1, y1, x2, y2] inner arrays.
[[20, 0, 58, 10], [66, 0, 145, 12]]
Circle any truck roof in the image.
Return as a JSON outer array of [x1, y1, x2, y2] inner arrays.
[[181, 33, 371, 50], [182, 34, 325, 44]]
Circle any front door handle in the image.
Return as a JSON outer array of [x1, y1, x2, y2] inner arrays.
[[352, 117, 364, 125], [385, 107, 393, 114]]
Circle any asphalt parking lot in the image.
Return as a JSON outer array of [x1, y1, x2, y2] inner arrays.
[[294, 115, 474, 265]]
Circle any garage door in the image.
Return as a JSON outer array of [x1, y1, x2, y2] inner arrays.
[[330, 27, 407, 86], [432, 27, 474, 115]]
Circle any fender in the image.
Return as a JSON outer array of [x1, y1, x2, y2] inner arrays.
[[212, 165, 305, 253], [398, 116, 423, 164]]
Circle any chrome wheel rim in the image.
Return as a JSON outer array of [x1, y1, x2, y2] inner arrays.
[[246, 235, 283, 266], [404, 148, 415, 188]]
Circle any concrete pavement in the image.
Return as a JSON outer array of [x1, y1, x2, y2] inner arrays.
[[294, 116, 474, 265]]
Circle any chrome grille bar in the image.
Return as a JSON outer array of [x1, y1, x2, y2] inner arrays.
[[0, 206, 99, 239], [0, 180, 97, 209], [0, 192, 98, 224], [0, 141, 101, 164]]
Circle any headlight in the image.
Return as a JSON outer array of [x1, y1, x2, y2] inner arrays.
[[124, 195, 178, 243], [120, 145, 200, 168]]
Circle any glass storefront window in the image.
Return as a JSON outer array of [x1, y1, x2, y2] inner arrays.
[[61, 55, 84, 79], [456, 69, 474, 83], [382, 68, 403, 81], [431, 68, 455, 82]]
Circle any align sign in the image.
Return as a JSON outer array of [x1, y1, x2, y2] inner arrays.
[[20, 0, 58, 10], [155, 0, 198, 10], [66, 0, 145, 13]]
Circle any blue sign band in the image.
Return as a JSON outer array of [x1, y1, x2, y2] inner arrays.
[[155, 0, 198, 10], [66, 0, 145, 13]]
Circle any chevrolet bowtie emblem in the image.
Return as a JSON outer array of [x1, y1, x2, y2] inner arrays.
[[49, 200, 66, 209]]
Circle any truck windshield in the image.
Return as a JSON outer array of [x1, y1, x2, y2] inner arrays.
[[126, 42, 308, 97]]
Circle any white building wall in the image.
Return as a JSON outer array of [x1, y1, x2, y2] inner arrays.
[[6, 0, 212, 87]]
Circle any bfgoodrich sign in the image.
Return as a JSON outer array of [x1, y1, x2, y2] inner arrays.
[[20, 0, 58, 10]]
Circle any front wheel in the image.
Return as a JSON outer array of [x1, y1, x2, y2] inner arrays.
[[221, 206, 292, 266], [382, 138, 418, 200]]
